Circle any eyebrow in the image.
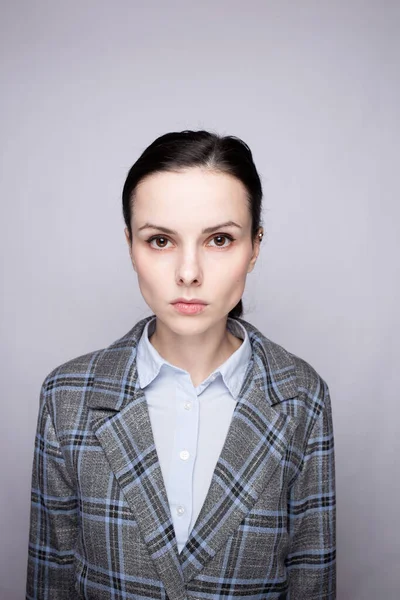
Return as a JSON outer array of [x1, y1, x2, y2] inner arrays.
[[137, 221, 243, 235]]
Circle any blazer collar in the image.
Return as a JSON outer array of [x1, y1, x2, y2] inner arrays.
[[87, 316, 298, 595]]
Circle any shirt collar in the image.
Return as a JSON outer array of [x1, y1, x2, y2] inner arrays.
[[136, 316, 252, 400]]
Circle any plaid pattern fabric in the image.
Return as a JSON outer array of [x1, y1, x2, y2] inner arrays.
[[26, 316, 336, 600]]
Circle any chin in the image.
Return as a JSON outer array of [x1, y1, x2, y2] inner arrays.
[[157, 309, 219, 335]]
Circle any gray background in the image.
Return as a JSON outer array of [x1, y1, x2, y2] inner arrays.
[[1, 1, 399, 598]]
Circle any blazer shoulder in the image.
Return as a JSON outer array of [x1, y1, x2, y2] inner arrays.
[[239, 318, 329, 416], [266, 337, 329, 413], [263, 338, 332, 435], [240, 317, 328, 393], [288, 350, 329, 397], [38, 345, 120, 439], [41, 347, 105, 390], [39, 317, 148, 389]]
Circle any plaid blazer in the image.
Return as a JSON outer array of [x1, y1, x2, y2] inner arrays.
[[27, 316, 336, 600]]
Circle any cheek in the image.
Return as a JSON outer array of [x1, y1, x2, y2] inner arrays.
[[132, 249, 172, 289], [210, 250, 251, 281], [132, 246, 155, 271]]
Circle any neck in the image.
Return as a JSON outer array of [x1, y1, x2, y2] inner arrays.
[[149, 317, 242, 387]]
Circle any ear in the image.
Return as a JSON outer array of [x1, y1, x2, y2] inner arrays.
[[124, 227, 137, 272], [247, 228, 263, 273]]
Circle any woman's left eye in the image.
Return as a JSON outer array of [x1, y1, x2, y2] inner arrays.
[[208, 234, 234, 248]]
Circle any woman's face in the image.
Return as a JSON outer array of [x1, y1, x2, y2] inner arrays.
[[125, 167, 261, 337]]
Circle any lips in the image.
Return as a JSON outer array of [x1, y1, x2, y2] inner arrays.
[[172, 302, 207, 316], [171, 298, 207, 305], [171, 299, 208, 315]]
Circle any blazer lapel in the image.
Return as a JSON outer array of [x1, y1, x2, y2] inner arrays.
[[87, 318, 187, 600], [180, 321, 298, 583]]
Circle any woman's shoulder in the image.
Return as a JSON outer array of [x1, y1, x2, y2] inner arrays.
[[41, 316, 152, 388], [38, 347, 107, 426], [37, 318, 152, 424], [239, 319, 332, 450], [238, 317, 329, 399], [41, 346, 107, 392]]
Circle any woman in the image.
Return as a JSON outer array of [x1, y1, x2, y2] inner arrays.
[[27, 131, 336, 599]]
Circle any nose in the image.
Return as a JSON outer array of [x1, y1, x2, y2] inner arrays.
[[176, 247, 203, 286]]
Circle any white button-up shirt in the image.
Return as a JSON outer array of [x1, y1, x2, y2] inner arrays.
[[136, 316, 252, 553]]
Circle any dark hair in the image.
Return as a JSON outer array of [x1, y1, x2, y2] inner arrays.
[[122, 130, 263, 319]]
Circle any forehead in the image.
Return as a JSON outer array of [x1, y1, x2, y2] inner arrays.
[[132, 168, 250, 226]]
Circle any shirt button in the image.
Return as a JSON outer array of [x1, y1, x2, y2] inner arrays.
[[184, 401, 192, 410], [179, 450, 190, 461], [176, 506, 185, 516]]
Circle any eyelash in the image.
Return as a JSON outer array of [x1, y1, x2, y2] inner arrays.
[[145, 233, 235, 250]]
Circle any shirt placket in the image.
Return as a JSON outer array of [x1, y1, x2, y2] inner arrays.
[[168, 373, 199, 552]]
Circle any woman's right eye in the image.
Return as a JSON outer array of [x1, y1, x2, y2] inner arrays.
[[147, 236, 172, 249]]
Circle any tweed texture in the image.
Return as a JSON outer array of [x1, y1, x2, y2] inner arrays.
[[26, 316, 336, 599]]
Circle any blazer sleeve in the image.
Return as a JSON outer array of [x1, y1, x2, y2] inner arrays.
[[26, 377, 79, 599], [286, 382, 336, 600]]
